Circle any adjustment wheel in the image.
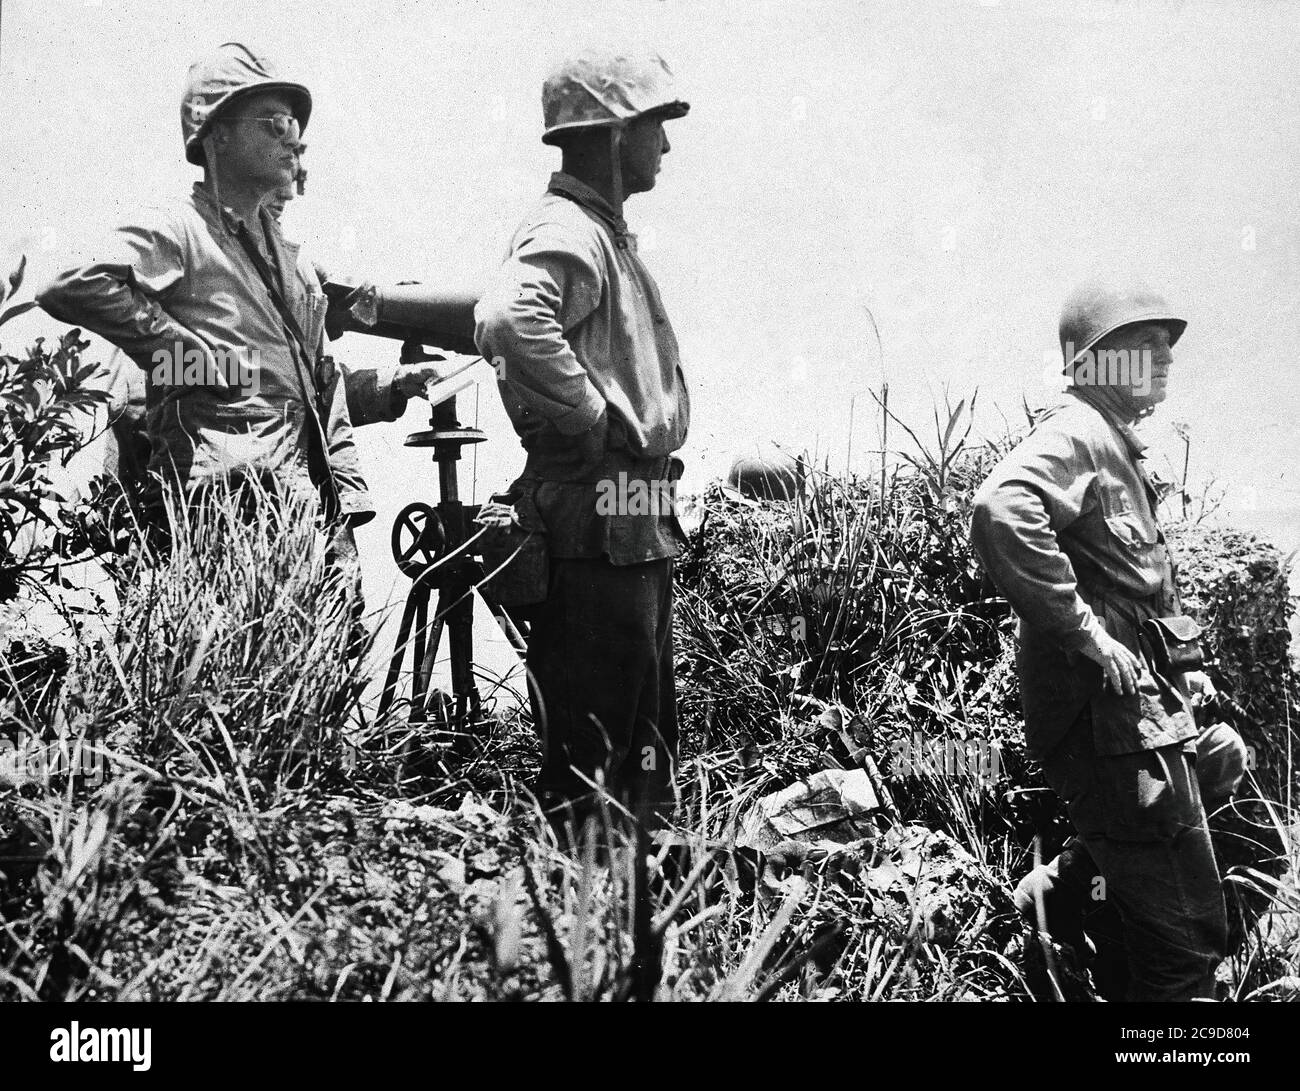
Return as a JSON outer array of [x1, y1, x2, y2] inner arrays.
[[392, 502, 445, 578]]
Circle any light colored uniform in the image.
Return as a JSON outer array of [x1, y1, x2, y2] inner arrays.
[[38, 184, 373, 522], [971, 392, 1196, 761], [476, 171, 690, 565], [474, 170, 691, 817]]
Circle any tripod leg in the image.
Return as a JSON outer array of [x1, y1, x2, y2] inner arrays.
[[410, 593, 430, 721], [479, 587, 530, 658], [379, 588, 420, 720], [443, 587, 480, 727], [414, 614, 445, 724]]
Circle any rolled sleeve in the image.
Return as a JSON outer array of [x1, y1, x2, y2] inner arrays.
[[343, 362, 408, 426], [337, 485, 376, 525]]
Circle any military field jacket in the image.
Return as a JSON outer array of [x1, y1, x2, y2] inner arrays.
[[474, 172, 690, 564], [970, 392, 1196, 759], [37, 184, 373, 522]]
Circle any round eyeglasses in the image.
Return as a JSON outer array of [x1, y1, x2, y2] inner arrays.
[[226, 113, 301, 141]]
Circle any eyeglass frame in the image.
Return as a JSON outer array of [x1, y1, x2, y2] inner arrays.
[[222, 113, 302, 141]]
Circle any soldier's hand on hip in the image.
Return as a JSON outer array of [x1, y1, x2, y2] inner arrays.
[[1080, 629, 1142, 696]]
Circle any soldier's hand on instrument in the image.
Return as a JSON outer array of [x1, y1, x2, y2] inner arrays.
[[396, 357, 449, 398], [1081, 629, 1142, 696]]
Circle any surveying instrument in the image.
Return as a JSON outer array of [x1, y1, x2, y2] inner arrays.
[[323, 279, 529, 732]]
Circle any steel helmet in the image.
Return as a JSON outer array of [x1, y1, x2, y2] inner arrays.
[[725, 448, 806, 502], [182, 43, 311, 166], [542, 47, 689, 145], [1058, 278, 1187, 367]]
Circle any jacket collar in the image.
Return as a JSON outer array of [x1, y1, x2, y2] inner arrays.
[[547, 172, 630, 239], [1066, 386, 1148, 458], [191, 181, 260, 234], [191, 182, 302, 300]]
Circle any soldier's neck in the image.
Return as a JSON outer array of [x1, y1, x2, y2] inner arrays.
[[560, 150, 626, 217], [202, 171, 272, 229]]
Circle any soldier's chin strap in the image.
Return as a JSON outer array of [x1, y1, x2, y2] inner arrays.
[[609, 124, 625, 220], [607, 124, 632, 249], [203, 133, 236, 237]]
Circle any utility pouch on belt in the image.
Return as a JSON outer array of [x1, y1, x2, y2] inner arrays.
[[478, 488, 549, 607], [1142, 615, 1205, 675]]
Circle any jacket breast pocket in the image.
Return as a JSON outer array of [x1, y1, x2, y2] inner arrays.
[[305, 291, 329, 357], [1103, 509, 1159, 550], [1097, 478, 1158, 544]]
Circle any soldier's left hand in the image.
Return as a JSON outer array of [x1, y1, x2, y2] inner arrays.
[[396, 358, 449, 399], [1184, 670, 1217, 713]]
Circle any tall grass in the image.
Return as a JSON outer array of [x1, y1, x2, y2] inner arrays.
[[0, 395, 1296, 1001], [1, 479, 372, 997]]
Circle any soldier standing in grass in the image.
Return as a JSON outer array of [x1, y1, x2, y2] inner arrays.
[[971, 280, 1239, 1001], [38, 43, 372, 566], [475, 47, 691, 829]]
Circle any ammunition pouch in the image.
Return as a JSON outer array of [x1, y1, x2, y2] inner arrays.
[[1142, 615, 1205, 676]]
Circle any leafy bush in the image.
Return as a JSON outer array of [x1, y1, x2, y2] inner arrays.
[[674, 398, 1059, 865], [1166, 520, 1299, 798], [0, 257, 108, 604]]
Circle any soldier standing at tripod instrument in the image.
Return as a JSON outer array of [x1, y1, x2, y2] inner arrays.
[[475, 47, 692, 828], [37, 42, 371, 565], [90, 148, 449, 502]]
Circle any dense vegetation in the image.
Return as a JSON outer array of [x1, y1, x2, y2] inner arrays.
[[0, 261, 1295, 1001]]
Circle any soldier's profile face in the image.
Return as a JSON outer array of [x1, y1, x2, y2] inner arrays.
[[264, 146, 302, 221], [1095, 321, 1174, 410], [620, 115, 671, 195], [265, 185, 295, 221], [213, 92, 301, 194]]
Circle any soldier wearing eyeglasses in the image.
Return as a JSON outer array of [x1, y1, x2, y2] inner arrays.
[[37, 42, 371, 567]]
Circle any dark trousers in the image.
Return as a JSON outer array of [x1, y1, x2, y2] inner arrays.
[[1023, 710, 1227, 1001], [526, 556, 678, 825], [1017, 722, 1250, 998]]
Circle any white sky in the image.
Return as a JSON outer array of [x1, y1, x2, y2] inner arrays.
[[3, 0, 1299, 661]]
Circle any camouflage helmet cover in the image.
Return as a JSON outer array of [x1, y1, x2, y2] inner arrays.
[[182, 42, 311, 165], [542, 47, 689, 145]]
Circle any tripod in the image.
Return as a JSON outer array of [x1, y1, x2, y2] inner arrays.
[[378, 389, 529, 730]]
